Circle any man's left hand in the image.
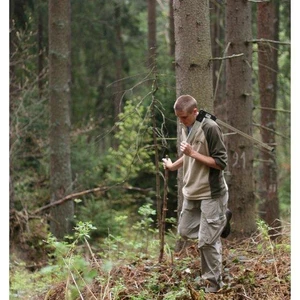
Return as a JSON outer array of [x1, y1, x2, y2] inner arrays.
[[180, 141, 193, 156]]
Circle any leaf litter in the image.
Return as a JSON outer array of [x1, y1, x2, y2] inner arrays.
[[35, 224, 290, 300]]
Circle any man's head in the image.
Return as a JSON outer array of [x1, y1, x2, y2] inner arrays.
[[174, 95, 198, 127]]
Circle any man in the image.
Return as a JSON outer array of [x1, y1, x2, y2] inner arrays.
[[162, 94, 231, 293]]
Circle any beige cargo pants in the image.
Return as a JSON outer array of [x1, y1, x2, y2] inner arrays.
[[178, 192, 228, 292]]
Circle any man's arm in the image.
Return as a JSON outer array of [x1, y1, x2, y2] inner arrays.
[[162, 156, 183, 171], [180, 141, 222, 170]]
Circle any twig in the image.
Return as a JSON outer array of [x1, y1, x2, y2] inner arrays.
[[84, 237, 102, 271], [237, 292, 253, 300], [63, 258, 85, 300], [150, 75, 162, 234], [159, 160, 169, 263], [210, 53, 244, 61], [74, 266, 98, 300], [213, 42, 231, 101]]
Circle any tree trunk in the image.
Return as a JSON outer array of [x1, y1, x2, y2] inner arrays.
[[49, 0, 74, 239], [169, 0, 175, 59], [210, 0, 226, 118], [112, 3, 125, 149], [9, 19, 16, 212], [225, 0, 256, 238], [38, 2, 44, 100], [147, 0, 156, 71], [173, 0, 214, 250], [257, 0, 281, 237]]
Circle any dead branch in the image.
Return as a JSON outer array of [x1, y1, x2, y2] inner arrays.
[[254, 106, 290, 114], [213, 42, 231, 101], [150, 76, 162, 232], [252, 122, 288, 139], [32, 185, 152, 215], [210, 53, 244, 61], [159, 162, 169, 263], [249, 38, 290, 46]]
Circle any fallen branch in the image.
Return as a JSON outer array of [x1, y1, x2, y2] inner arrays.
[[32, 185, 152, 215]]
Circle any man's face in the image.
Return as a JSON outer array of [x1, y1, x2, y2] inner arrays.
[[175, 108, 198, 127]]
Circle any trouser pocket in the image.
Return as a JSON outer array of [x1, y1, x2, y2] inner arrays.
[[199, 194, 227, 247]]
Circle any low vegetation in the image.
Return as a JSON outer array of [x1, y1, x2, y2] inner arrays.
[[10, 206, 290, 300]]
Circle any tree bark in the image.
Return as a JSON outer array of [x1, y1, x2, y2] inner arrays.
[[173, 0, 213, 110], [169, 0, 175, 59], [173, 0, 214, 251], [257, 0, 281, 237], [225, 0, 256, 238], [49, 0, 74, 239]]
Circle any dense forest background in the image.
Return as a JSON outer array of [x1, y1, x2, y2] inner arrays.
[[7, 0, 294, 299]]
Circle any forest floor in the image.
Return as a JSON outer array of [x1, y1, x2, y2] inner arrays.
[[22, 223, 291, 300]]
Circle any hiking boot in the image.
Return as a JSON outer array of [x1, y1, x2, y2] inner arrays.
[[198, 280, 225, 293], [221, 209, 232, 238]]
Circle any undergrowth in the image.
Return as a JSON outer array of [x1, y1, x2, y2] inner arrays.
[[9, 205, 291, 300]]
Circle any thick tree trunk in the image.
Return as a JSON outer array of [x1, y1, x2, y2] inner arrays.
[[225, 0, 256, 238], [257, 0, 281, 237], [49, 0, 74, 239], [173, 0, 213, 110], [173, 0, 213, 251]]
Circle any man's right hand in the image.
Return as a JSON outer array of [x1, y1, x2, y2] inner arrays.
[[162, 157, 172, 170]]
